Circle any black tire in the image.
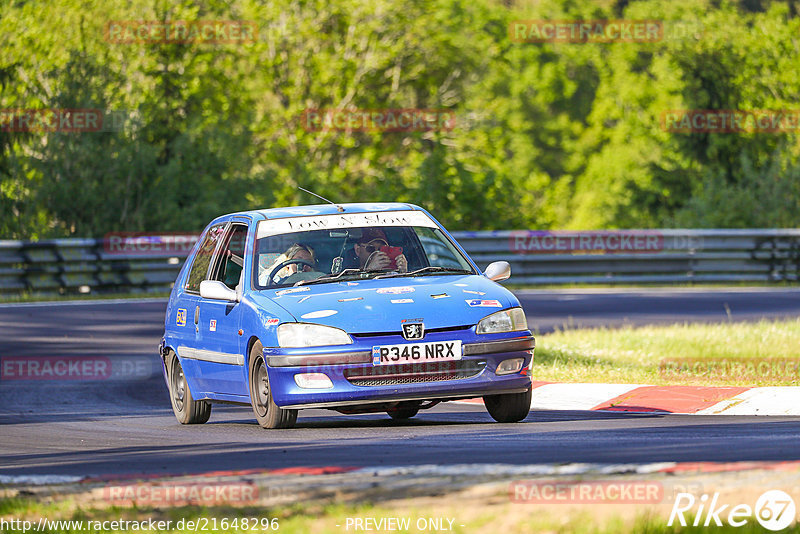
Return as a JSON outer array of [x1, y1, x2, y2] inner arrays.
[[167, 351, 211, 424], [387, 405, 420, 420], [249, 341, 297, 429], [484, 386, 532, 423]]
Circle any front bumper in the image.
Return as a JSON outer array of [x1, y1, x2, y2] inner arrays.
[[263, 331, 534, 409]]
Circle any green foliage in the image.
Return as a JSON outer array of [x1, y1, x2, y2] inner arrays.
[[1, 0, 799, 238]]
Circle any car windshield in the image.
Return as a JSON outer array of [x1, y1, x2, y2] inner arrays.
[[252, 211, 475, 289]]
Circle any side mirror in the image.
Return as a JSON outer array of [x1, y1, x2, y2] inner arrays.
[[200, 280, 239, 302], [484, 261, 511, 282]]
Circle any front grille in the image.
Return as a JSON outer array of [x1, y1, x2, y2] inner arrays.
[[344, 360, 486, 386], [351, 325, 472, 338]]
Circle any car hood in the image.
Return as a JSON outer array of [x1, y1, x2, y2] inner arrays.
[[253, 275, 518, 333]]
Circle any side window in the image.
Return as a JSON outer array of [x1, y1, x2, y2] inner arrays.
[[185, 224, 226, 292], [415, 227, 467, 269], [211, 224, 249, 289]]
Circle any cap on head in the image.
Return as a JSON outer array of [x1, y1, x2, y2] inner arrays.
[[358, 228, 387, 244]]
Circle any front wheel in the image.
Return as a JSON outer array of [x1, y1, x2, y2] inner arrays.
[[484, 387, 532, 423], [387, 402, 420, 420], [249, 341, 297, 429], [167, 351, 211, 424]]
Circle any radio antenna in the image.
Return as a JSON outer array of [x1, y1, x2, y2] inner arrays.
[[298, 187, 345, 212]]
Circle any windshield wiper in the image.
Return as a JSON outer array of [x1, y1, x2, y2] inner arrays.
[[375, 266, 473, 279], [296, 266, 472, 285], [294, 269, 366, 287]]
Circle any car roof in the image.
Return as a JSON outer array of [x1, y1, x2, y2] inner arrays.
[[218, 202, 423, 223]]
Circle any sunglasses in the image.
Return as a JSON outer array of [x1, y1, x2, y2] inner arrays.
[[363, 240, 388, 254]]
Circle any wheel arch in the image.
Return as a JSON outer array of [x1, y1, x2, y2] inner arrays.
[[244, 335, 262, 379]]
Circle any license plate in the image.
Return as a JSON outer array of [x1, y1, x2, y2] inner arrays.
[[371, 340, 462, 366]]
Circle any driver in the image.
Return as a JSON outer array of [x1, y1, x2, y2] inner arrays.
[[260, 243, 317, 285]]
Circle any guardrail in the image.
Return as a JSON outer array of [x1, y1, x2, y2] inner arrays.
[[1, 229, 798, 295], [460, 229, 800, 285], [0, 238, 184, 296]]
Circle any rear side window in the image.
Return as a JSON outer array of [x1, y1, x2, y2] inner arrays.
[[185, 224, 225, 292]]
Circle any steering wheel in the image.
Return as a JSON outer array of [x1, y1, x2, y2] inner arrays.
[[267, 259, 315, 287]]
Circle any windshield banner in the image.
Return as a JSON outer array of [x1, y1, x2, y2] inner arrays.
[[256, 210, 437, 238]]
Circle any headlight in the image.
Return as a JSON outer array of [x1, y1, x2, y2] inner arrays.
[[476, 307, 528, 334], [277, 323, 353, 347]]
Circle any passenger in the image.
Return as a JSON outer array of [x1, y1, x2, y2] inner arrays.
[[353, 228, 408, 273]]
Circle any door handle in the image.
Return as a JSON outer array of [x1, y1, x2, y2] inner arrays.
[[194, 305, 200, 325]]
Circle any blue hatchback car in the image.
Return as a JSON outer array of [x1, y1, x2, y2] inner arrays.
[[160, 203, 534, 428]]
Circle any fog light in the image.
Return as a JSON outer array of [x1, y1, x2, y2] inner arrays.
[[496, 358, 524, 375], [294, 373, 333, 389]]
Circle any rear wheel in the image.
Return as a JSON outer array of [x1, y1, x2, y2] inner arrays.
[[249, 341, 297, 429], [484, 387, 532, 423], [167, 351, 211, 424]]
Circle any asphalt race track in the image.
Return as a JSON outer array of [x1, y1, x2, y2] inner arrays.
[[1, 288, 799, 478]]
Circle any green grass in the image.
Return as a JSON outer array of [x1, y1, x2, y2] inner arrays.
[[2, 493, 797, 533], [534, 318, 800, 386], [504, 281, 799, 290]]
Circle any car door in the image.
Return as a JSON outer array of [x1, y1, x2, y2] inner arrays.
[[172, 223, 227, 398], [194, 221, 250, 397]]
